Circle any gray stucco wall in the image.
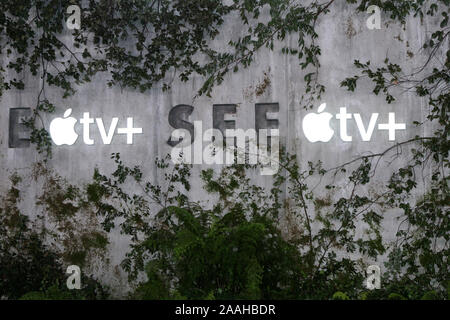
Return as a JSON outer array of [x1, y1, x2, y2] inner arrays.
[[0, 2, 444, 296]]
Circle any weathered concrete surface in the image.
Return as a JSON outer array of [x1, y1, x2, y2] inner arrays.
[[0, 3, 444, 296]]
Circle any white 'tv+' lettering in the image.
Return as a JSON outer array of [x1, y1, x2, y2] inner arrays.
[[80, 112, 94, 145], [354, 113, 379, 141], [378, 113, 406, 141], [117, 118, 143, 144], [303, 104, 406, 143], [96, 118, 119, 144]]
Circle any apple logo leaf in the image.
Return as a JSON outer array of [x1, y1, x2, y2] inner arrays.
[[63, 108, 73, 118], [317, 103, 326, 113]]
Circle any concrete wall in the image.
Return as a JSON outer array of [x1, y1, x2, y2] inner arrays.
[[0, 2, 442, 296]]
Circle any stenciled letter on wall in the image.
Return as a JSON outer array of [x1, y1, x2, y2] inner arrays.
[[9, 108, 31, 148]]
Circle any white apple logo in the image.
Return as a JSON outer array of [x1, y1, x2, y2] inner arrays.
[[49, 108, 78, 146], [302, 103, 334, 142]]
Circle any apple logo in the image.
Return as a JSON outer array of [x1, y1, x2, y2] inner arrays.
[[49, 108, 78, 145], [302, 103, 334, 142]]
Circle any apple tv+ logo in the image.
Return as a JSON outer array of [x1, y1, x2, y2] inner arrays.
[[49, 108, 143, 146], [8, 102, 406, 150], [302, 103, 406, 143]]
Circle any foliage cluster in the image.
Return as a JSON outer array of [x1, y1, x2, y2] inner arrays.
[[0, 173, 108, 299]]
